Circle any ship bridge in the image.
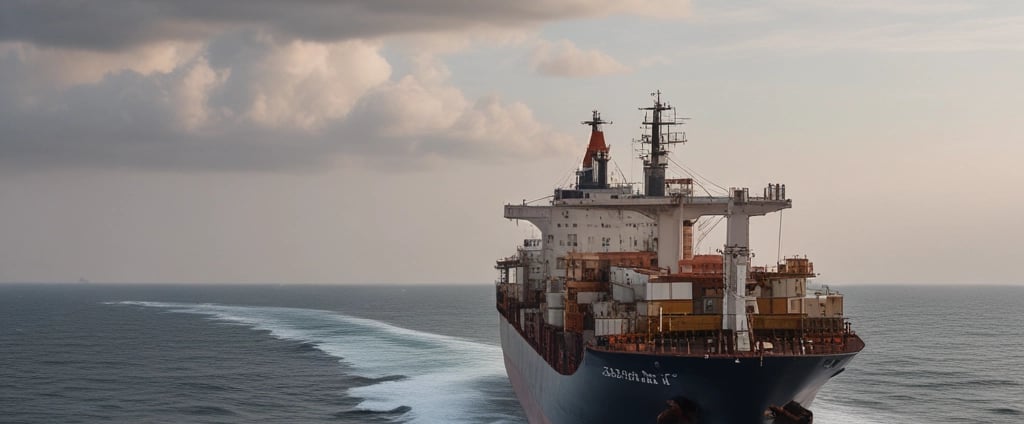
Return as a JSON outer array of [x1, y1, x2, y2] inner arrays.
[[508, 184, 791, 274]]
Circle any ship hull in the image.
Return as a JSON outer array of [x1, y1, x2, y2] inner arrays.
[[499, 314, 857, 424]]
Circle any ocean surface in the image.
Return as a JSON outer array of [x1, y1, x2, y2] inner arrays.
[[1, 284, 1022, 424]]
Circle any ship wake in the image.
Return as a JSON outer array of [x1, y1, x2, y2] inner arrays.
[[113, 301, 522, 424]]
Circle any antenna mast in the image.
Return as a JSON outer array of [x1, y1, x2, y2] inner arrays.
[[639, 90, 686, 197]]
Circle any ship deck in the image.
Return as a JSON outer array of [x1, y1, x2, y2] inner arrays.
[[591, 332, 865, 358]]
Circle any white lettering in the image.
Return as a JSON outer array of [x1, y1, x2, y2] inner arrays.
[[599, 367, 677, 386]]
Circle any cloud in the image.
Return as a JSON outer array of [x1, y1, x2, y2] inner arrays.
[[685, 1, 1020, 54], [206, 34, 393, 130], [713, 17, 1024, 53], [530, 39, 631, 77], [0, 41, 202, 87], [0, 0, 692, 173], [0, 1, 690, 50], [774, 0, 978, 15], [0, 31, 573, 173], [331, 55, 576, 162]]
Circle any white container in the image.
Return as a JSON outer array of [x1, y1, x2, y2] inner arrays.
[[577, 291, 603, 304], [824, 295, 844, 317], [787, 297, 804, 314], [546, 292, 564, 308], [592, 301, 614, 318], [803, 297, 824, 317], [670, 282, 693, 300], [595, 318, 629, 336], [610, 267, 626, 285], [647, 283, 671, 300], [547, 307, 564, 327], [612, 283, 636, 303], [771, 278, 804, 298]]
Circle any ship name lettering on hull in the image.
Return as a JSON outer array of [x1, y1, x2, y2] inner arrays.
[[602, 366, 677, 385]]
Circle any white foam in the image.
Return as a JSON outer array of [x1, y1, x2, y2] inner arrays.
[[116, 301, 904, 423], [113, 301, 517, 423]]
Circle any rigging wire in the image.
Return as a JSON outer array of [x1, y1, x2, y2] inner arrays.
[[667, 156, 728, 195], [682, 162, 728, 193], [695, 215, 725, 253], [629, 139, 635, 187], [666, 157, 717, 197], [672, 162, 715, 197], [554, 154, 582, 189], [696, 216, 716, 233], [526, 194, 553, 205], [610, 158, 631, 187]]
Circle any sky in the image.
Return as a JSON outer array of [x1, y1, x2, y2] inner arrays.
[[1, 0, 1021, 285]]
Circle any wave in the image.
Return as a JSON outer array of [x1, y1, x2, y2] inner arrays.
[[112, 301, 523, 424], [113, 301, 910, 424]]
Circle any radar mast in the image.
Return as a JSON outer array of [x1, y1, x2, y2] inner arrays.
[[639, 90, 686, 196]]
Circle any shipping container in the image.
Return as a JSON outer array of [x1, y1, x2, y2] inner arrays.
[[566, 281, 607, 291], [610, 267, 625, 285], [649, 300, 694, 315], [825, 295, 844, 317], [592, 301, 613, 318], [577, 291, 603, 304], [654, 315, 722, 331], [670, 282, 693, 300], [609, 267, 651, 300], [546, 292, 564, 308], [646, 281, 694, 301], [752, 315, 803, 330], [787, 297, 804, 314], [648, 283, 672, 300], [700, 297, 723, 314], [595, 318, 630, 336], [565, 301, 581, 314], [805, 297, 823, 318], [768, 278, 805, 298], [564, 312, 584, 332], [547, 307, 564, 327], [678, 254, 723, 274], [611, 283, 637, 303], [771, 297, 788, 314]]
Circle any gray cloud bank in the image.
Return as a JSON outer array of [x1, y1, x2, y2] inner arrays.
[[1, 1, 676, 50], [0, 1, 687, 172]]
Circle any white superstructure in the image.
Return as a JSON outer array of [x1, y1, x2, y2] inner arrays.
[[504, 93, 791, 351]]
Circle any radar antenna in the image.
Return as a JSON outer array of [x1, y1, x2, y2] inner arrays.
[[636, 90, 687, 197], [582, 110, 612, 130]]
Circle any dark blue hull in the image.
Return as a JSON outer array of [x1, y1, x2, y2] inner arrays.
[[500, 314, 857, 424]]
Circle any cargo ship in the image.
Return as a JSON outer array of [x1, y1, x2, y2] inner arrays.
[[495, 92, 864, 424]]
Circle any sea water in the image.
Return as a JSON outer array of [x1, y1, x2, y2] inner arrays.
[[1, 284, 1021, 423]]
